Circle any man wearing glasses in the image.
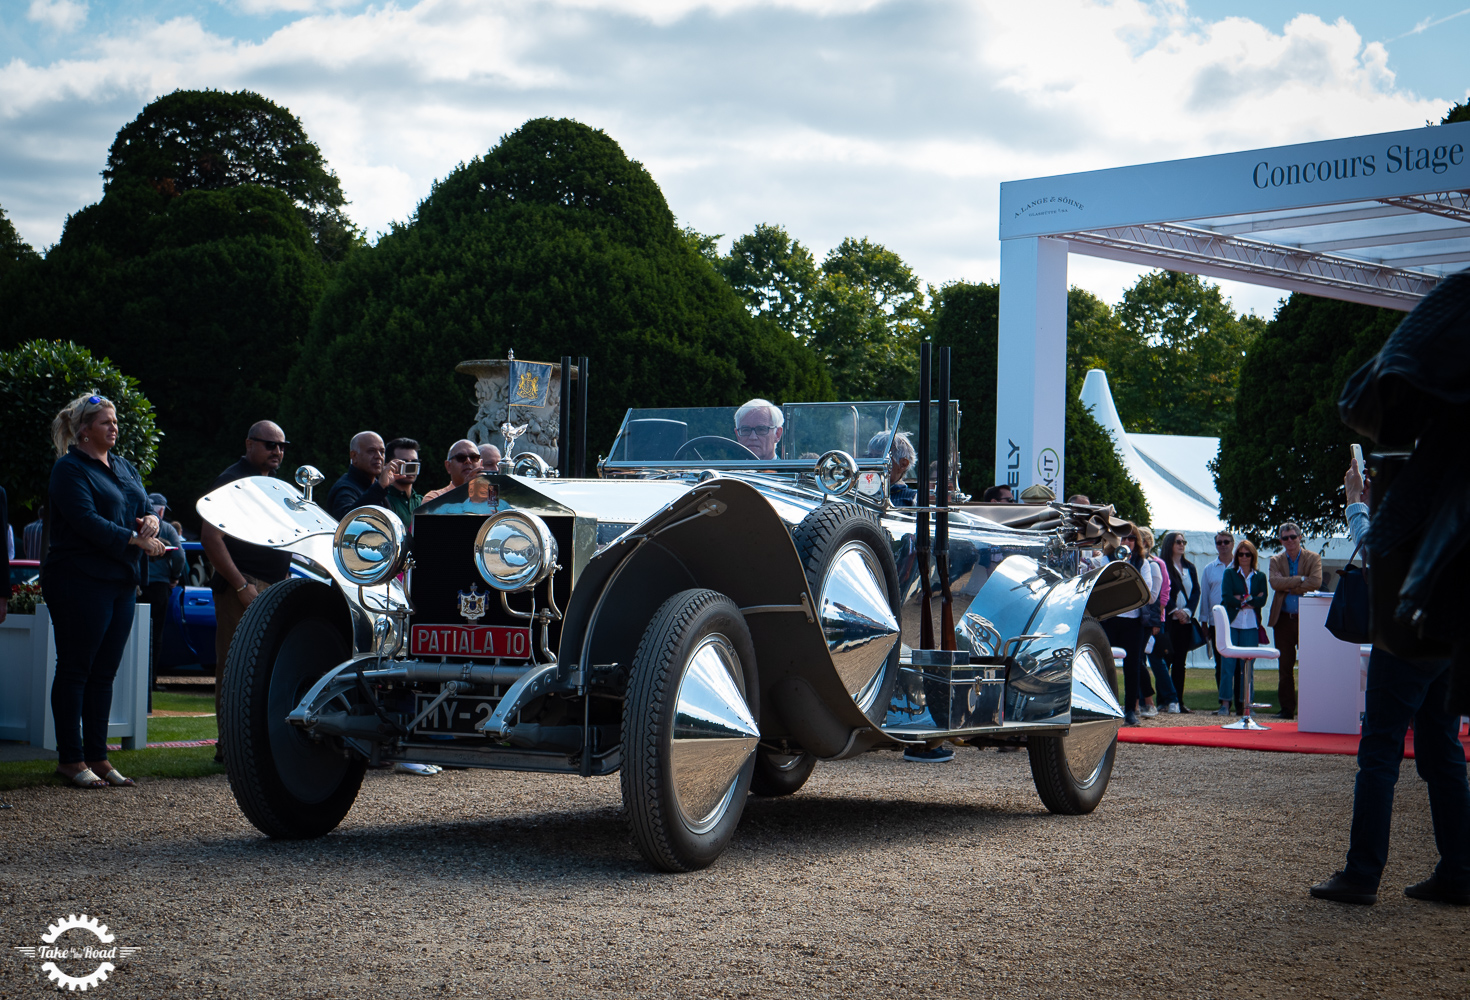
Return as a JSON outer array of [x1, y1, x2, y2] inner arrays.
[[202, 421, 294, 759], [733, 399, 784, 461], [1267, 520, 1321, 721], [423, 439, 484, 502], [1199, 531, 1238, 713]]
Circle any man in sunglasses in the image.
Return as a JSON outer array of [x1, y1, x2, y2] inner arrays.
[[733, 399, 783, 461], [424, 439, 483, 502], [1267, 520, 1321, 720], [202, 420, 294, 759]]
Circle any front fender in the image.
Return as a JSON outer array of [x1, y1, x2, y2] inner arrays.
[[957, 556, 1147, 725], [196, 476, 406, 654], [561, 478, 875, 757]]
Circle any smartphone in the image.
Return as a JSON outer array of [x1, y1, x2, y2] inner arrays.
[[1350, 443, 1364, 471], [400, 461, 420, 476], [161, 546, 180, 553]]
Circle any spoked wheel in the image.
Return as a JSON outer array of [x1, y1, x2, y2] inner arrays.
[[221, 578, 366, 838], [622, 589, 760, 871], [1027, 617, 1120, 815], [749, 748, 817, 797]]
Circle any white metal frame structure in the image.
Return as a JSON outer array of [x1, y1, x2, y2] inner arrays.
[[995, 122, 1470, 496]]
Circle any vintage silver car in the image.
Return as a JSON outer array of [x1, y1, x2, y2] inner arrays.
[[202, 399, 1147, 871]]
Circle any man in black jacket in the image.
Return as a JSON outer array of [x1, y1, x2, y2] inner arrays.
[[328, 431, 389, 519]]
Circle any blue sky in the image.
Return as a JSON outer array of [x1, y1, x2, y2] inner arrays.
[[2, 1, 1465, 316]]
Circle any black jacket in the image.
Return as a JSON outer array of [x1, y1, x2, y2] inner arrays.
[[327, 465, 389, 521], [44, 447, 150, 585], [1165, 557, 1200, 618]]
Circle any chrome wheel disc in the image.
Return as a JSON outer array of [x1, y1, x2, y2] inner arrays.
[[1063, 647, 1121, 789], [670, 634, 759, 834], [819, 541, 899, 712]]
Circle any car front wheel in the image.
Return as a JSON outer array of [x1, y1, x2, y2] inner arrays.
[[621, 589, 760, 871]]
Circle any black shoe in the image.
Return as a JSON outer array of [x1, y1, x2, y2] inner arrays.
[[1179, 705, 1194, 714], [1272, 712, 1295, 720], [1404, 874, 1470, 905], [212, 747, 224, 764], [1309, 872, 1377, 905], [1124, 711, 1141, 726]]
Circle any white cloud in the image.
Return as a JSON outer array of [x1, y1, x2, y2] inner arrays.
[[0, 0, 1450, 302], [26, 0, 88, 33]]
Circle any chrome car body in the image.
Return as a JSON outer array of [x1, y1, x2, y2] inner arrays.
[[203, 400, 1148, 868]]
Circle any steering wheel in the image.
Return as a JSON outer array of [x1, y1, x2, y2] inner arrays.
[[672, 436, 761, 462]]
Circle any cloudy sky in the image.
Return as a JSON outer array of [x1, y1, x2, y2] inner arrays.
[[2, 0, 1465, 316]]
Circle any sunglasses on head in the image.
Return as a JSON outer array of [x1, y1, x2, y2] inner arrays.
[[250, 436, 289, 451], [450, 452, 480, 463], [87, 394, 109, 405]]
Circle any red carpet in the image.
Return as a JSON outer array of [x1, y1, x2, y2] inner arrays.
[[1119, 721, 1470, 760]]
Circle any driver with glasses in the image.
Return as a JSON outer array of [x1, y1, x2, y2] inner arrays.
[[734, 399, 784, 460]]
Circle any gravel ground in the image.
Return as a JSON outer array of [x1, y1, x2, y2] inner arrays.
[[2, 743, 1466, 999]]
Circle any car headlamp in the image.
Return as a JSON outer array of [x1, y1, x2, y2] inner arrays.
[[474, 511, 558, 592], [332, 506, 407, 587]]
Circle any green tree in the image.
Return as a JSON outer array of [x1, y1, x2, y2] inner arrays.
[[2, 184, 328, 520], [1074, 271, 1263, 436], [717, 223, 819, 338], [929, 281, 1148, 521], [1444, 99, 1469, 124], [282, 118, 833, 477], [0, 205, 39, 274], [1, 340, 160, 528], [1214, 293, 1398, 541], [103, 88, 357, 261], [807, 237, 928, 400]]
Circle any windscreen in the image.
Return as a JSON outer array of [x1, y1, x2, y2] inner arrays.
[[606, 402, 909, 466]]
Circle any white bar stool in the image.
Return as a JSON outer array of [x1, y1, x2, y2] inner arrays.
[[1211, 604, 1280, 732]]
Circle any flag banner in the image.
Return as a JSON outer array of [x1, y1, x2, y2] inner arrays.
[[508, 360, 554, 407]]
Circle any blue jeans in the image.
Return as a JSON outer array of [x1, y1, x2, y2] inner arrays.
[[1146, 640, 1178, 705], [1218, 627, 1257, 701], [1343, 648, 1470, 891]]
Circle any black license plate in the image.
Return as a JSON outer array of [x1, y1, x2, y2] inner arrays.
[[414, 693, 499, 736]]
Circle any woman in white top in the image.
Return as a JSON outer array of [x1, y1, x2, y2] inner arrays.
[[1218, 539, 1267, 715]]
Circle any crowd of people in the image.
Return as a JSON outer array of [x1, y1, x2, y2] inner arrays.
[[30, 393, 507, 787]]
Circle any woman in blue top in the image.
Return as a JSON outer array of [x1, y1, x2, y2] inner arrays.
[[42, 393, 167, 788], [1218, 539, 1267, 715]]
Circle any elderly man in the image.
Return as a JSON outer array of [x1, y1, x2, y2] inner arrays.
[[424, 439, 483, 502], [327, 431, 388, 519], [734, 399, 784, 461], [1268, 520, 1321, 720], [203, 420, 294, 760], [868, 430, 917, 505], [479, 443, 502, 472]]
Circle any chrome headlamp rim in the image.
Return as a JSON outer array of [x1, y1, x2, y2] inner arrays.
[[473, 510, 558, 593], [511, 452, 551, 478], [814, 450, 858, 495], [331, 506, 407, 587]]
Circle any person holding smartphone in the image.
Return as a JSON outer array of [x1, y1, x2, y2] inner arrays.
[[376, 437, 424, 528]]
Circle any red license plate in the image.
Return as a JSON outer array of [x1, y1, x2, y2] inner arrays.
[[410, 624, 532, 659]]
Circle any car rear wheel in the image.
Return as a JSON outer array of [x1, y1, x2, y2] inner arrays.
[[221, 578, 366, 838], [1027, 618, 1119, 815], [749, 748, 816, 797], [621, 589, 760, 871]]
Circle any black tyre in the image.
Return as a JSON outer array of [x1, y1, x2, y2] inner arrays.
[[1027, 618, 1118, 815], [791, 502, 902, 723], [749, 748, 817, 797], [621, 589, 760, 872], [221, 578, 366, 838]]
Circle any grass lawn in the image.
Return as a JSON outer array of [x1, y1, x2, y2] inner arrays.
[[1176, 666, 1289, 714], [0, 688, 222, 792]]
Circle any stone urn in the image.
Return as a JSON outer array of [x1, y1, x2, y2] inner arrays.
[[456, 358, 579, 467]]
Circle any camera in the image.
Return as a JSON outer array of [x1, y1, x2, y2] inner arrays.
[[399, 461, 420, 477]]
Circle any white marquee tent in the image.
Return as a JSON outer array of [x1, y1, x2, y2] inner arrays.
[[994, 122, 1470, 497]]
